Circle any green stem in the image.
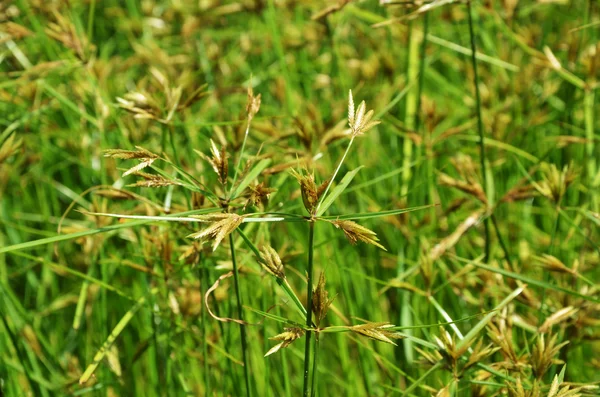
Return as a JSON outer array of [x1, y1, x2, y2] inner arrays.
[[537, 207, 561, 324], [168, 125, 191, 208], [303, 221, 315, 397], [316, 137, 355, 213], [199, 259, 211, 395], [231, 121, 251, 198], [584, 88, 597, 212], [491, 214, 514, 269], [229, 234, 251, 397], [467, 0, 491, 261], [310, 337, 320, 397], [401, 19, 420, 198]]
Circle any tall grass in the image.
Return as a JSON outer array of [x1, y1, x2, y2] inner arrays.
[[1, 1, 600, 396]]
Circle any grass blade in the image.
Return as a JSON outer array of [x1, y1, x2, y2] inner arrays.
[[317, 165, 363, 216], [79, 288, 158, 384]]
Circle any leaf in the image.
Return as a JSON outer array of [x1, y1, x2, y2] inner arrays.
[[455, 286, 525, 352], [79, 289, 157, 384], [0, 208, 220, 254], [320, 204, 434, 220], [231, 158, 271, 199], [464, 257, 600, 304], [316, 166, 363, 216]]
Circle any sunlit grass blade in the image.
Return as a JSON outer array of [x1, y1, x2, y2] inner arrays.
[[231, 158, 271, 199], [319, 204, 434, 220], [316, 166, 364, 216], [454, 255, 600, 303], [79, 288, 158, 384]]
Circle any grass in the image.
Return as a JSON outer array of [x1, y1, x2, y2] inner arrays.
[[1, 0, 600, 396]]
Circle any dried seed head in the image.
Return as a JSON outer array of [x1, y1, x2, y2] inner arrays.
[[246, 182, 276, 208], [538, 306, 579, 333], [429, 210, 483, 261], [290, 168, 320, 215], [330, 220, 386, 250], [533, 254, 576, 275], [116, 91, 162, 121], [312, 272, 334, 327], [188, 213, 245, 251], [45, 11, 92, 61], [464, 339, 500, 371], [264, 327, 305, 357], [197, 140, 229, 185], [129, 172, 182, 188], [349, 322, 404, 345], [438, 173, 487, 204], [0, 133, 22, 164], [531, 333, 569, 379], [104, 146, 159, 177], [246, 86, 261, 122], [415, 346, 444, 366], [348, 89, 380, 137], [259, 245, 285, 279], [534, 162, 578, 204]]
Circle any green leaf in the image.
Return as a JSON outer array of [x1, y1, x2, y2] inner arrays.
[[457, 256, 600, 304], [320, 205, 434, 220], [316, 166, 364, 216], [231, 158, 271, 199], [0, 208, 220, 254], [79, 288, 157, 384], [455, 286, 524, 352]]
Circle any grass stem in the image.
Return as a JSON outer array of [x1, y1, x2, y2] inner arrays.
[[229, 234, 251, 397], [467, 0, 491, 261], [303, 221, 315, 397]]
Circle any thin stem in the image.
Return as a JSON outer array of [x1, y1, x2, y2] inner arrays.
[[199, 258, 211, 395], [584, 89, 597, 212], [537, 207, 561, 324], [316, 137, 355, 213], [303, 221, 316, 397], [467, 1, 491, 261], [231, 122, 251, 197], [491, 213, 514, 270], [310, 337, 320, 397], [229, 234, 251, 397], [168, 125, 191, 208]]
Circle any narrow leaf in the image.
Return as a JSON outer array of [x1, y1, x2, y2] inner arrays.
[[79, 289, 157, 384], [231, 158, 271, 199], [317, 166, 363, 216]]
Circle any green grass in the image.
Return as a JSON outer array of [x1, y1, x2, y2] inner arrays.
[[1, 0, 600, 396]]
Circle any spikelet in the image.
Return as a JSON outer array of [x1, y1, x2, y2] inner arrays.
[[259, 245, 285, 279], [312, 272, 334, 327], [264, 327, 305, 357], [347, 90, 380, 137], [329, 219, 386, 250], [129, 172, 182, 188], [197, 140, 229, 185], [290, 168, 326, 216], [246, 85, 261, 122], [188, 213, 245, 251], [348, 322, 404, 345], [104, 146, 159, 177]]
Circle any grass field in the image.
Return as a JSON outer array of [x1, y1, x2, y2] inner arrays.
[[1, 0, 600, 396]]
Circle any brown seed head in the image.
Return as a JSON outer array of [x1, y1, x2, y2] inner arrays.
[[264, 327, 305, 357], [312, 272, 334, 327], [188, 213, 245, 251], [259, 245, 285, 279], [330, 219, 386, 250]]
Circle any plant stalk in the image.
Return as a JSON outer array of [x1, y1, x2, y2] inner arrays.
[[467, 0, 491, 261], [303, 221, 315, 397], [229, 234, 251, 397]]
